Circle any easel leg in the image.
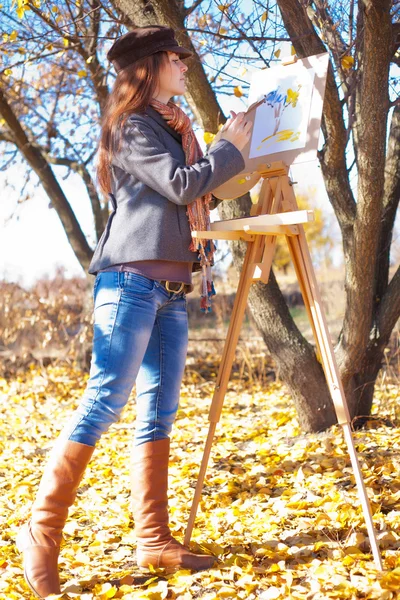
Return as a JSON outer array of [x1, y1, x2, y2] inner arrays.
[[184, 423, 217, 546], [184, 239, 260, 547], [286, 229, 383, 570]]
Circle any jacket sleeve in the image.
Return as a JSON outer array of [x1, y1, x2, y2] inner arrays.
[[112, 118, 245, 206]]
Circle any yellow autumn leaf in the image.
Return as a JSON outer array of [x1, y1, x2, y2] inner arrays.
[[77, 69, 87, 77], [93, 582, 117, 598], [63, 38, 69, 47], [9, 30, 18, 42], [4, 68, 13, 76], [204, 131, 216, 144], [219, 26, 227, 35], [217, 3, 231, 12], [274, 49, 281, 59], [234, 85, 243, 98], [381, 567, 400, 590], [144, 580, 169, 599], [344, 545, 365, 555], [261, 11, 268, 22], [341, 55, 354, 69], [15, 0, 30, 18]]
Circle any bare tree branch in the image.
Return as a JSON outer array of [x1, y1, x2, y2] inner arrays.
[[26, 2, 109, 113], [0, 85, 93, 271], [185, 0, 205, 17], [0, 129, 16, 144], [185, 27, 290, 42]]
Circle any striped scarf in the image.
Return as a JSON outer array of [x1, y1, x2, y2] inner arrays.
[[149, 99, 216, 313]]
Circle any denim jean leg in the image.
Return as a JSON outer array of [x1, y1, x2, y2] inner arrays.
[[60, 272, 158, 446], [134, 294, 189, 446]]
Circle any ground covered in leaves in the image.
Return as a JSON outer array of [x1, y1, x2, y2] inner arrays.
[[1, 361, 400, 599]]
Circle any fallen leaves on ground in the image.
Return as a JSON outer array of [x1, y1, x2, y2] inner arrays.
[[1, 362, 400, 599]]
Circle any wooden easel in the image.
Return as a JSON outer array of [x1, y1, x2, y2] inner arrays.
[[184, 161, 383, 571]]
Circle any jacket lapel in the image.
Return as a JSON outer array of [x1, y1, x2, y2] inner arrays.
[[146, 106, 182, 143]]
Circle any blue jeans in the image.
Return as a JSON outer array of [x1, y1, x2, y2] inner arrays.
[[59, 271, 189, 447]]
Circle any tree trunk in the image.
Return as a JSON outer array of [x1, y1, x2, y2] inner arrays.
[[0, 87, 93, 272]]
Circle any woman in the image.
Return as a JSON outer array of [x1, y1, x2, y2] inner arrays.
[[17, 25, 251, 598]]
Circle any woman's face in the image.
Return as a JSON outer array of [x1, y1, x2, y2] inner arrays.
[[156, 52, 188, 102]]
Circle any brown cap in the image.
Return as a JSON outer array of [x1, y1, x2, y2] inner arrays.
[[107, 26, 193, 73]]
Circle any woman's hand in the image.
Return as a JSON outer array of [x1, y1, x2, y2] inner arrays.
[[219, 111, 252, 152]]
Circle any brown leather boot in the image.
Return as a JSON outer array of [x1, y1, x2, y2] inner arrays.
[[16, 440, 94, 598], [131, 438, 215, 571]]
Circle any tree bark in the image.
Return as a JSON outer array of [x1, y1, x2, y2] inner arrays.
[[73, 161, 108, 241], [340, 0, 393, 384], [0, 86, 93, 272], [377, 105, 400, 328]]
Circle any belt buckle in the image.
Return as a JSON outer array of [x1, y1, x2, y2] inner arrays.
[[165, 280, 185, 294]]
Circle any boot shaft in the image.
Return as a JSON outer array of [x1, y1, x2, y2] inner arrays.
[[131, 438, 216, 571], [31, 439, 95, 546], [17, 440, 95, 598], [131, 438, 171, 543]]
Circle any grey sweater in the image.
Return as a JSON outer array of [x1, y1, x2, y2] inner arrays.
[[88, 107, 245, 275]]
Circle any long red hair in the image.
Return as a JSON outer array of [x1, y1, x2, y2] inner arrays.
[[97, 51, 168, 196]]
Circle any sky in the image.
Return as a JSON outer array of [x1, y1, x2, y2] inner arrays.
[[0, 170, 97, 287]]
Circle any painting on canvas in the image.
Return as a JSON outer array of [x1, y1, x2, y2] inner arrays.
[[211, 53, 329, 200], [248, 63, 316, 159]]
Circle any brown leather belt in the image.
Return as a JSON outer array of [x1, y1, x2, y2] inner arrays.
[[158, 280, 191, 294]]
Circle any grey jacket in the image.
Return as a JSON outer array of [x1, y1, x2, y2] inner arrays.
[[88, 107, 245, 275]]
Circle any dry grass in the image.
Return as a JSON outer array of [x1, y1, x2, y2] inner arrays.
[[0, 268, 398, 386]]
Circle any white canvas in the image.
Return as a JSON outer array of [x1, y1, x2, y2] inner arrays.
[[248, 64, 316, 159]]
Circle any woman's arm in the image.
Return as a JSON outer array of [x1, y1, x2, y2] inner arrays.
[[113, 118, 245, 206]]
